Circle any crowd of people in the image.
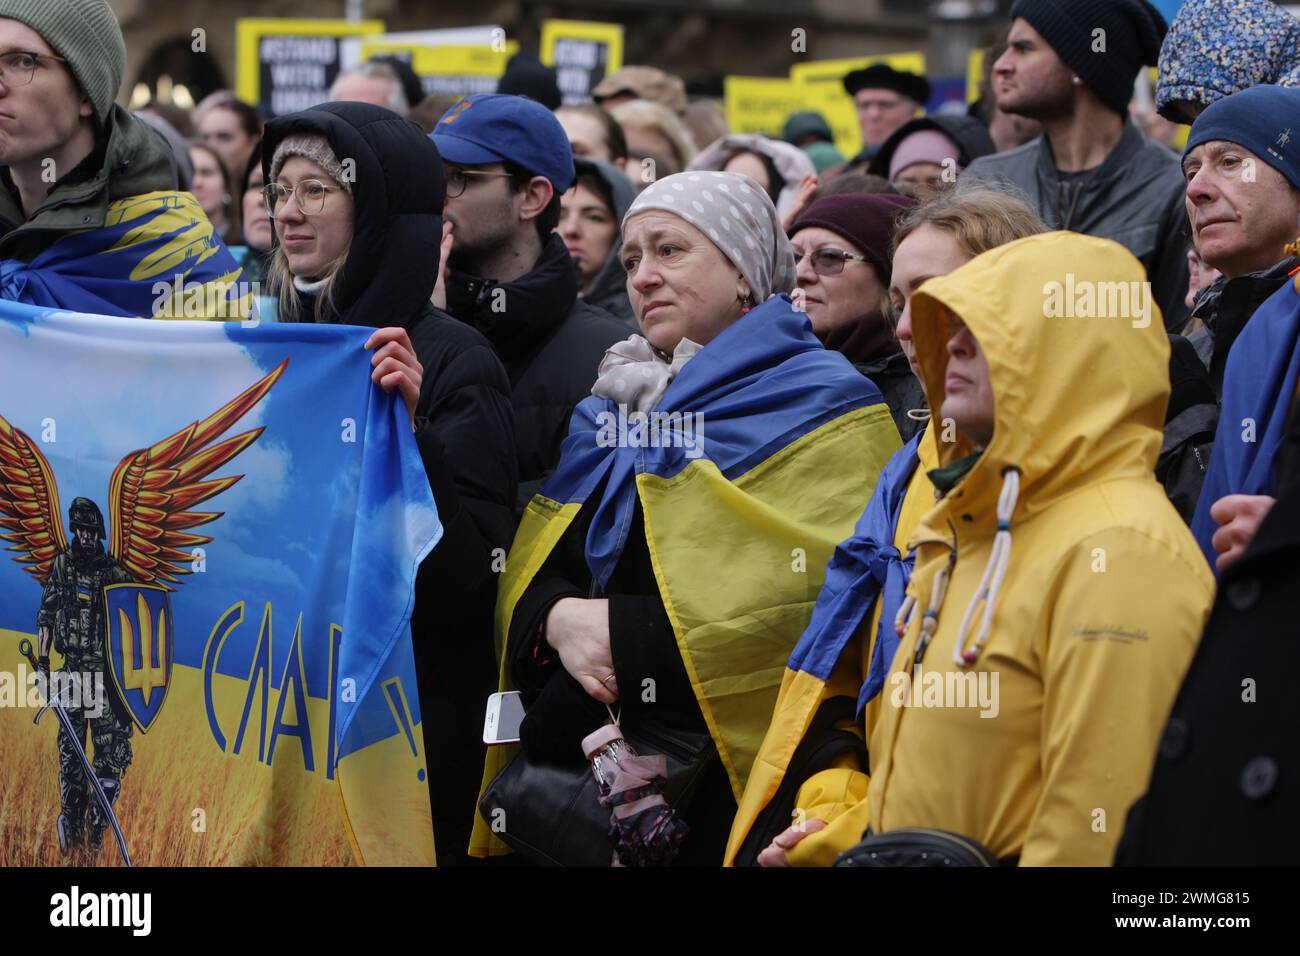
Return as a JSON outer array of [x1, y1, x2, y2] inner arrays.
[[3, 0, 1299, 867]]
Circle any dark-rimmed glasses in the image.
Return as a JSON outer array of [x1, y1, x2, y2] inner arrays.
[[445, 167, 514, 198]]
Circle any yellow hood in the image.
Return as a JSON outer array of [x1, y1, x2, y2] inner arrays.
[[908, 231, 1170, 544], [866, 232, 1212, 865]]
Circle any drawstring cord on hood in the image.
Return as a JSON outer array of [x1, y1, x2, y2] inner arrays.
[[896, 544, 956, 675], [952, 467, 1021, 667], [893, 467, 1023, 671]]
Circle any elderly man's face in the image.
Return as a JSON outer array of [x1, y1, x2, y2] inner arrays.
[[621, 210, 748, 352], [1184, 140, 1300, 278], [0, 18, 91, 168], [854, 88, 918, 148]]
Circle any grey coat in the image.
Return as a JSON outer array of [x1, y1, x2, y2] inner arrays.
[[963, 120, 1191, 332]]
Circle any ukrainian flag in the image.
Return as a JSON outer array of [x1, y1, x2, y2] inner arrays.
[[726, 426, 938, 866], [0, 191, 252, 320], [470, 296, 902, 859]]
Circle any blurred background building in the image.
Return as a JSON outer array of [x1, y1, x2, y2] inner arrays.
[[110, 0, 1022, 108]]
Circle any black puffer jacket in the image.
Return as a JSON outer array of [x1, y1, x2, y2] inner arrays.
[[261, 102, 518, 866], [446, 233, 629, 512]]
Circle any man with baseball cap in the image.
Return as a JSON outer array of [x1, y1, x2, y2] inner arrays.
[[432, 93, 627, 512], [963, 0, 1192, 332], [0, 0, 247, 318], [841, 64, 930, 166]]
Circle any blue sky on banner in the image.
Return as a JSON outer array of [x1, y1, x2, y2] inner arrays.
[[0, 302, 440, 748]]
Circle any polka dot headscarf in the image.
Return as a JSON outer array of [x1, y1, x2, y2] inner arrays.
[[622, 171, 798, 302]]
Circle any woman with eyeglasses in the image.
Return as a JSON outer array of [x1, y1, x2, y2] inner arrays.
[[788, 193, 922, 441], [260, 102, 518, 866]]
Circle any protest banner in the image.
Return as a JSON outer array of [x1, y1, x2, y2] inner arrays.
[[540, 19, 624, 105], [0, 302, 440, 866], [236, 18, 386, 117]]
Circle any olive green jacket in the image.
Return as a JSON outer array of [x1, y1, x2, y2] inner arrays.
[[0, 104, 178, 262]]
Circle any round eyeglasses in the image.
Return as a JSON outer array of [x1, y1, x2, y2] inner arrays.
[[262, 180, 343, 218]]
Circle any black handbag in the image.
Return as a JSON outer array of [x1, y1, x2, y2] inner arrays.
[[479, 720, 717, 867], [833, 827, 1008, 867]]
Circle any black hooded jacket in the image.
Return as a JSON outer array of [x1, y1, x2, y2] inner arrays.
[[261, 102, 517, 864], [446, 232, 629, 512]]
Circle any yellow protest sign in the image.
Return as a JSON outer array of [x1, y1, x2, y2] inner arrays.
[[236, 18, 385, 116], [789, 52, 926, 86], [968, 50, 985, 103], [723, 76, 864, 164], [540, 19, 625, 104], [358, 40, 521, 99]]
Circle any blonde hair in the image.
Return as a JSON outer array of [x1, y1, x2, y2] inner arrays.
[[891, 182, 1048, 259], [267, 247, 350, 324], [610, 99, 697, 173]]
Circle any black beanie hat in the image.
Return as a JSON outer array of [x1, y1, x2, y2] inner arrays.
[[1010, 0, 1167, 114], [497, 52, 563, 112]]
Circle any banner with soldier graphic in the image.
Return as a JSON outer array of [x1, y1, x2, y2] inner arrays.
[[0, 301, 441, 866]]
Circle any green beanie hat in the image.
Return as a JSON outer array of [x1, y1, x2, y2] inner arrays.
[[0, 0, 126, 123]]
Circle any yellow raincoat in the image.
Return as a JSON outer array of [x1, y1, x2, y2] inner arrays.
[[863, 232, 1213, 866]]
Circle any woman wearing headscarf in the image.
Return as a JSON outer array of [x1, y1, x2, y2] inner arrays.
[[260, 101, 518, 865], [471, 171, 902, 865], [690, 133, 818, 219]]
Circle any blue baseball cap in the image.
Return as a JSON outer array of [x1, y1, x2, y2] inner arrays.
[[431, 93, 575, 193]]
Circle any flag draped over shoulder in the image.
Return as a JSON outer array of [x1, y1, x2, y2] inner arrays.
[[0, 299, 440, 866], [0, 192, 253, 321], [1191, 274, 1300, 568], [470, 296, 901, 858], [725, 428, 931, 865]]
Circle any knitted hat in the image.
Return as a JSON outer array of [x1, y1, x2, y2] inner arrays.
[[1010, 0, 1167, 114], [788, 193, 917, 284], [270, 133, 354, 194], [888, 128, 961, 180], [0, 0, 125, 123], [1183, 85, 1300, 191], [496, 52, 562, 112]]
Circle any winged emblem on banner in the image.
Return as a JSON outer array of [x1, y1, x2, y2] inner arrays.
[[0, 359, 289, 589]]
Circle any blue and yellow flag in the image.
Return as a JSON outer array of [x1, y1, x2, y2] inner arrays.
[[0, 192, 254, 321], [1191, 270, 1300, 569], [0, 299, 440, 866], [470, 296, 901, 858], [725, 427, 938, 866]]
